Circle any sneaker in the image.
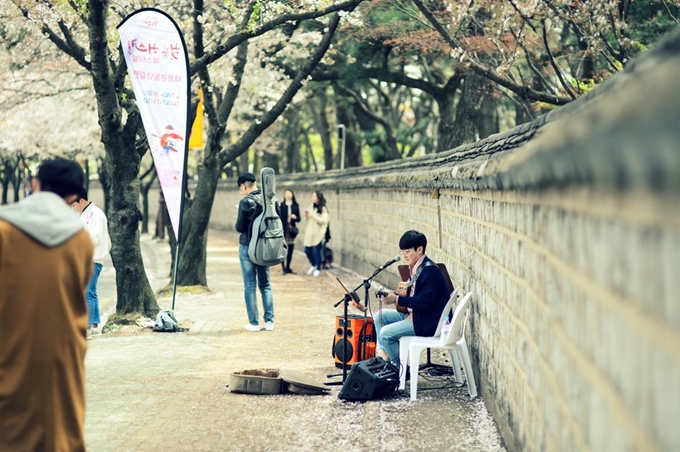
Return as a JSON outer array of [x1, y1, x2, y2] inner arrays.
[[265, 322, 274, 331], [377, 349, 390, 362], [313, 269, 320, 277], [307, 266, 315, 275], [245, 324, 260, 332], [287, 269, 297, 275]]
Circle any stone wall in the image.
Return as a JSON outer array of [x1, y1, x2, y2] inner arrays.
[[208, 30, 680, 451]]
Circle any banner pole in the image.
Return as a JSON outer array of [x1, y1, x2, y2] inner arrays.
[[171, 241, 181, 311], [117, 8, 191, 315]]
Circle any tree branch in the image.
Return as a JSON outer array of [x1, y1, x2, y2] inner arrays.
[[216, 42, 249, 125], [191, 0, 363, 74], [217, 12, 346, 168], [541, 20, 576, 99], [411, 0, 572, 105], [14, 5, 92, 72]]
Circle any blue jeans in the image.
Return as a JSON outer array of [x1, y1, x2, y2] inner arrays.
[[304, 243, 323, 270], [374, 309, 414, 366], [239, 245, 274, 325], [86, 263, 103, 327]]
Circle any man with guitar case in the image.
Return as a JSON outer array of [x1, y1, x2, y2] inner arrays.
[[374, 230, 450, 367], [235, 169, 284, 332]]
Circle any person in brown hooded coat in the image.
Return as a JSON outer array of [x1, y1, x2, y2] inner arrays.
[[0, 158, 94, 452]]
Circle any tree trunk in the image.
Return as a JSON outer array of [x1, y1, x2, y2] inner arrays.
[[283, 108, 301, 173], [310, 92, 334, 171], [88, 0, 158, 317], [83, 158, 90, 193], [262, 151, 279, 172], [335, 103, 361, 167], [478, 86, 499, 140], [12, 164, 21, 203], [141, 186, 150, 234], [103, 148, 159, 316], [175, 133, 222, 286], [140, 170, 157, 234], [436, 94, 457, 152], [449, 74, 498, 148], [1, 179, 8, 205]]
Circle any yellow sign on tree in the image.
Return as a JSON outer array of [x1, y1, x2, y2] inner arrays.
[[189, 88, 204, 149]]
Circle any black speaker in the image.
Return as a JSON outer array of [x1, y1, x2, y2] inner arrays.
[[338, 357, 399, 401]]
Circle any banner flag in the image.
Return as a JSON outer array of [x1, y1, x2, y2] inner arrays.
[[117, 9, 190, 242], [189, 87, 204, 149]]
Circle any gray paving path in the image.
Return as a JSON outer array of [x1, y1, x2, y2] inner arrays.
[[85, 230, 505, 451]]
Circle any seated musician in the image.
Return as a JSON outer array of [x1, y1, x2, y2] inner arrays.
[[374, 230, 449, 367]]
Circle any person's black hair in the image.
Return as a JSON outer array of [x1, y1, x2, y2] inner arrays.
[[75, 187, 88, 202], [314, 190, 326, 212], [236, 172, 256, 187], [399, 230, 427, 253], [285, 189, 298, 205], [36, 158, 84, 199]]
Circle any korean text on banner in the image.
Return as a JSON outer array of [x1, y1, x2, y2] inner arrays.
[[118, 9, 190, 241]]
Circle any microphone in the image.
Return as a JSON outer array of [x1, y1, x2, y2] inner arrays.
[[378, 254, 401, 271]]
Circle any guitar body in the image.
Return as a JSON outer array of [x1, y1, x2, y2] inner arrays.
[[395, 281, 410, 314], [376, 263, 453, 315], [394, 263, 453, 314]]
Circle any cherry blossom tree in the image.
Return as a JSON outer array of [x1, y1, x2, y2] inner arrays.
[[3, 0, 366, 299]]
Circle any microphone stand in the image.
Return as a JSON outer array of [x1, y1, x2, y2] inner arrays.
[[325, 263, 394, 386]]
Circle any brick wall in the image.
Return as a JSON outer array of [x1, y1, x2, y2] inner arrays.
[[208, 30, 680, 451]]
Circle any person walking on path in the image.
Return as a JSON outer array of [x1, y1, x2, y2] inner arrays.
[[71, 187, 112, 334], [303, 190, 329, 277], [235, 173, 275, 332], [279, 189, 300, 275], [0, 158, 94, 452]]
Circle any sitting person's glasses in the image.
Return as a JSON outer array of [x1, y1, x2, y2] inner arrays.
[[400, 248, 414, 256]]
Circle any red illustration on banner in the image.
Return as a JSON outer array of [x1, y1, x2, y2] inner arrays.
[[153, 125, 184, 153]]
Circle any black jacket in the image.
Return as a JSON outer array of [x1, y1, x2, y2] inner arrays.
[[396, 257, 450, 337], [279, 202, 300, 237], [235, 190, 263, 246]]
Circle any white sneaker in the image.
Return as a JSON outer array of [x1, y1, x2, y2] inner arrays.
[[313, 269, 320, 277], [307, 266, 315, 275], [245, 324, 260, 332], [265, 322, 274, 331]]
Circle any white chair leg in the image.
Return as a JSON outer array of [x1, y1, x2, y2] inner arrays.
[[398, 337, 412, 390], [448, 349, 463, 383], [459, 343, 477, 398], [409, 344, 423, 401]]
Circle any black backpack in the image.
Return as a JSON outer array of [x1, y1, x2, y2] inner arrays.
[[248, 168, 287, 266]]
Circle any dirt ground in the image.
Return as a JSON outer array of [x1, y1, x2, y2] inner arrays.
[[85, 230, 505, 451]]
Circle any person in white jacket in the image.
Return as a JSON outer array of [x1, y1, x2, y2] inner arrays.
[[303, 191, 329, 277], [72, 187, 111, 333]]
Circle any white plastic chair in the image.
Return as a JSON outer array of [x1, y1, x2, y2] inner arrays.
[[408, 291, 477, 400], [397, 288, 459, 390]]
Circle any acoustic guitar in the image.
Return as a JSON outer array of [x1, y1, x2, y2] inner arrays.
[[375, 281, 411, 314]]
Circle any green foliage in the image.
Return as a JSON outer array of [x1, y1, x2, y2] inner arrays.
[[248, 2, 262, 33], [624, 1, 680, 57], [568, 76, 597, 94]]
